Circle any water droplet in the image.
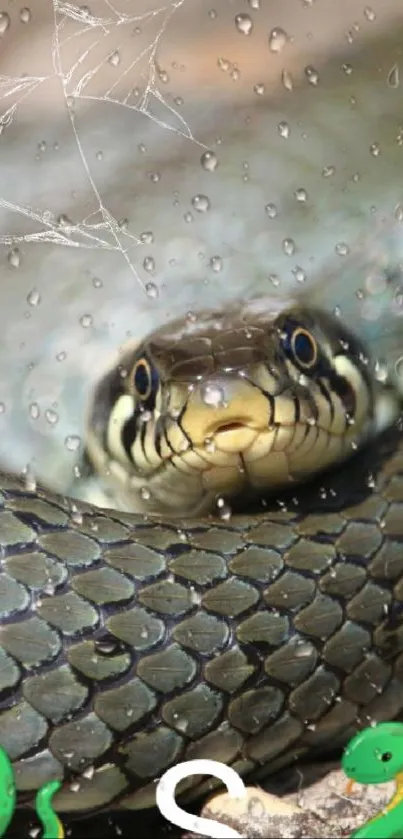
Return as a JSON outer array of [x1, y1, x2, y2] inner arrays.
[[235, 12, 253, 35], [65, 435, 81, 452], [145, 282, 159, 299], [200, 150, 218, 172], [265, 203, 278, 218], [27, 288, 41, 307], [269, 27, 287, 53], [158, 68, 169, 84], [19, 7, 31, 23], [294, 187, 308, 202], [7, 247, 21, 268], [92, 276, 103, 288], [370, 142, 380, 157], [278, 121, 290, 138], [56, 350, 67, 362], [208, 9, 217, 19], [216, 497, 232, 521], [217, 56, 230, 72], [281, 69, 293, 91], [143, 256, 155, 273], [45, 409, 59, 426], [140, 486, 151, 501], [335, 242, 350, 256], [230, 66, 240, 81], [283, 237, 296, 255], [191, 194, 210, 213], [342, 63, 353, 76], [183, 211, 193, 223], [388, 64, 400, 89], [0, 11, 10, 34], [37, 140, 46, 153], [364, 6, 376, 22], [209, 255, 223, 272], [268, 273, 280, 287], [108, 50, 121, 67], [248, 0, 260, 8], [253, 82, 265, 95], [305, 65, 319, 85], [149, 171, 161, 183], [29, 402, 40, 420], [96, 150, 103, 161], [395, 204, 403, 222], [322, 165, 335, 178], [292, 265, 306, 283], [201, 383, 225, 408]]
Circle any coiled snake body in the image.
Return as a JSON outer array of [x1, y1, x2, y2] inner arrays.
[[0, 298, 403, 816]]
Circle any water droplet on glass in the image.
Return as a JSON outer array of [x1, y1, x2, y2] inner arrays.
[[305, 65, 319, 85], [294, 187, 308, 202], [370, 142, 380, 157], [149, 171, 161, 183], [200, 150, 218, 172], [281, 69, 293, 91], [140, 486, 151, 501], [335, 242, 350, 256], [57, 213, 72, 227], [19, 7, 31, 23], [202, 383, 225, 408], [191, 194, 210, 213], [143, 256, 155, 273], [269, 27, 287, 53], [108, 50, 121, 67], [253, 82, 265, 95], [38, 140, 46, 153], [217, 56, 230, 72], [265, 203, 278, 218], [96, 150, 103, 161], [278, 121, 290, 138], [268, 273, 280, 287], [140, 231, 154, 245], [216, 497, 232, 521], [65, 435, 81, 452], [322, 165, 335, 178], [145, 282, 159, 299], [158, 68, 169, 84], [45, 409, 59, 426], [56, 351, 67, 362], [80, 313, 93, 328], [283, 238, 296, 255], [235, 13, 253, 35], [395, 204, 403, 222], [292, 265, 306, 283], [7, 247, 21, 268], [27, 288, 41, 307], [364, 6, 376, 22], [92, 276, 103, 289], [29, 402, 40, 420], [388, 64, 400, 89], [209, 255, 223, 272], [248, 0, 260, 8], [0, 12, 10, 34], [342, 63, 353, 75]]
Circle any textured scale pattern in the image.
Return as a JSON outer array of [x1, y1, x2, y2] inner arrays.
[[0, 420, 403, 813]]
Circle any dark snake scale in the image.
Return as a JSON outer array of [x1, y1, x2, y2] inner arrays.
[[0, 414, 403, 814]]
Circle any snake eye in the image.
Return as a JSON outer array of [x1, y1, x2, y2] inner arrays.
[[280, 320, 318, 371], [133, 357, 158, 403], [381, 752, 392, 762]]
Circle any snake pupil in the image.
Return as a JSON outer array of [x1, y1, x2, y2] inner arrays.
[[134, 361, 151, 398], [381, 752, 392, 762], [293, 330, 316, 366]]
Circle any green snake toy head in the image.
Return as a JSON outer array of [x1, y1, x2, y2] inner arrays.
[[342, 723, 403, 839]]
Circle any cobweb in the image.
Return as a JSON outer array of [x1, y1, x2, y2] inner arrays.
[[0, 0, 402, 495]]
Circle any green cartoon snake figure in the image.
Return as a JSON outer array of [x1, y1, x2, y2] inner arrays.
[[342, 723, 403, 839], [0, 748, 63, 838]]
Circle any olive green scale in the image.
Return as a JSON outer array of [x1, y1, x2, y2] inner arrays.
[[0, 420, 403, 814]]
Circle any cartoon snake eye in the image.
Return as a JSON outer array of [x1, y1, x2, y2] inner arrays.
[[133, 357, 159, 404], [280, 320, 318, 371], [381, 752, 392, 762]]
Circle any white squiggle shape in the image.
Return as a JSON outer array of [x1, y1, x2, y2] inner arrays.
[[156, 759, 247, 839]]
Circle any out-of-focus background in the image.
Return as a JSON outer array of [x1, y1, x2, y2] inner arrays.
[[1, 0, 403, 499]]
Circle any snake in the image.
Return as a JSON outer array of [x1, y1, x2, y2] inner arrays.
[[343, 722, 403, 839], [1, 293, 403, 821]]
